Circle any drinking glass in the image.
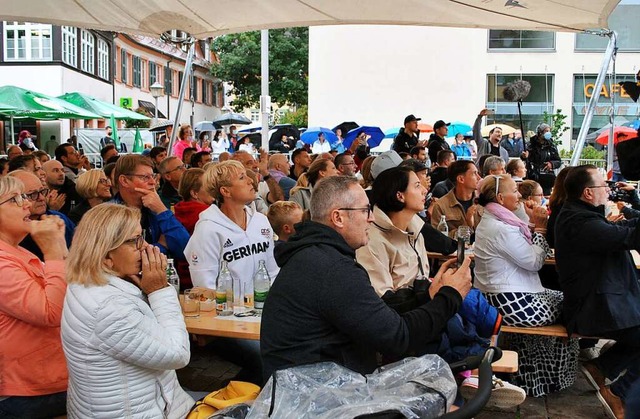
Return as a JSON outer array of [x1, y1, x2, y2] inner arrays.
[[182, 288, 201, 319], [457, 226, 472, 247]]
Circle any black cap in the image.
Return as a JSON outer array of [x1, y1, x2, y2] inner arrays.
[[434, 120, 450, 130], [404, 114, 421, 125], [399, 158, 428, 173]]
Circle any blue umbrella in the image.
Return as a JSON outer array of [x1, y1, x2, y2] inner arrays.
[[447, 121, 473, 138], [344, 126, 385, 149], [384, 127, 401, 138], [300, 127, 338, 145], [623, 120, 640, 130]]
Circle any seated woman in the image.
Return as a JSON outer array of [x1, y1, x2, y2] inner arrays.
[[357, 167, 502, 357], [506, 158, 527, 182], [62, 204, 194, 418], [68, 168, 112, 224], [289, 157, 339, 210], [512, 179, 544, 223], [173, 168, 214, 289], [0, 176, 68, 418], [474, 174, 578, 396]]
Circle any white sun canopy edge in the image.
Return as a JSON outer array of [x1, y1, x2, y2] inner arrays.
[[0, 0, 620, 38]]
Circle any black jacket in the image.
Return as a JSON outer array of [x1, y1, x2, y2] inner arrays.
[[393, 128, 419, 154], [525, 136, 561, 177], [429, 167, 449, 190], [427, 134, 451, 165], [260, 221, 462, 380], [555, 199, 640, 335], [54, 177, 82, 216]]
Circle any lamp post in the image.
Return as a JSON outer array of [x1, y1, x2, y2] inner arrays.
[[150, 81, 164, 121]]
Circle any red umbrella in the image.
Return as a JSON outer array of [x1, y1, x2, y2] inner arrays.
[[418, 123, 433, 133], [595, 126, 637, 145]]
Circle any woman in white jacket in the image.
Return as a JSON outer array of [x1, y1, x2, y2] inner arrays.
[[62, 204, 193, 419], [474, 174, 578, 397]]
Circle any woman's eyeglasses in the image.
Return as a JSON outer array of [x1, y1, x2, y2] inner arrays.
[[98, 178, 111, 185], [123, 235, 145, 250], [0, 193, 28, 207]]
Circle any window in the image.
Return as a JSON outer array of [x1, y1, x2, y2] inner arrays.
[[213, 82, 223, 107], [250, 109, 260, 122], [576, 2, 640, 51], [61, 26, 76, 66], [4, 22, 52, 61], [120, 49, 127, 83], [571, 74, 640, 140], [178, 71, 184, 90], [488, 30, 555, 50], [165, 69, 173, 95], [80, 30, 94, 73], [202, 81, 209, 105], [132, 56, 140, 87], [97, 38, 109, 80], [149, 61, 157, 85], [486, 74, 554, 134]]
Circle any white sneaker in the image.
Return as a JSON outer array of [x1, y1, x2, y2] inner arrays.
[[460, 375, 526, 409]]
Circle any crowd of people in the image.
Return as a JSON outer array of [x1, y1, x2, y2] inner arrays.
[[1, 111, 638, 418]]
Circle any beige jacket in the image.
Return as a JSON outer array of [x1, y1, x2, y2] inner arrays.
[[431, 188, 479, 239], [356, 206, 430, 296]]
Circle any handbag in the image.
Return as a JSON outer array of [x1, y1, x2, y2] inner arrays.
[[186, 381, 261, 419]]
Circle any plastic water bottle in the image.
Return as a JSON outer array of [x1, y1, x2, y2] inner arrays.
[[437, 215, 449, 236], [166, 259, 180, 294], [215, 261, 234, 316], [253, 260, 271, 311]]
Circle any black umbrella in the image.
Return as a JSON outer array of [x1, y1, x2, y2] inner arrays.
[[194, 121, 222, 132], [269, 124, 299, 151], [332, 121, 359, 136], [238, 133, 262, 151], [212, 112, 252, 126]]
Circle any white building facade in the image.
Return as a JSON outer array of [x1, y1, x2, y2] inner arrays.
[[308, 1, 640, 150]]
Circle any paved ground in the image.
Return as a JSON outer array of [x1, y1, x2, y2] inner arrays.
[[177, 339, 610, 418]]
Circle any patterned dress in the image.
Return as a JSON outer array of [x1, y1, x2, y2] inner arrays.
[[484, 233, 579, 397]]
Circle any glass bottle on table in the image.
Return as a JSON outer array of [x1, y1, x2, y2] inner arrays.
[[437, 215, 449, 236], [166, 259, 180, 295], [215, 260, 234, 316], [253, 260, 271, 311]]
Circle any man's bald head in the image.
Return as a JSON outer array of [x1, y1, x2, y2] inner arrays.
[[43, 159, 66, 187]]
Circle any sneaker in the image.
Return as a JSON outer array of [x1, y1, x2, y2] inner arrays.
[[597, 385, 625, 419], [460, 375, 526, 409], [582, 361, 606, 391]]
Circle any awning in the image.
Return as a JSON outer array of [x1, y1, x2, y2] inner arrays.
[[0, 0, 620, 37], [138, 100, 166, 119]]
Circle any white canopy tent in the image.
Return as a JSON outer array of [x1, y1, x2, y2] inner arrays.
[[0, 0, 618, 38], [0, 0, 621, 162]]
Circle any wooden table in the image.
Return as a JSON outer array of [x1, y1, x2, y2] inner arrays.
[[428, 249, 640, 269], [184, 308, 261, 341]]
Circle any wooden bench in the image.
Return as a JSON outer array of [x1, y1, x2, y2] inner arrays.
[[489, 350, 518, 373], [501, 324, 573, 338]]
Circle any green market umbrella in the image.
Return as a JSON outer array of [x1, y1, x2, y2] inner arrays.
[[109, 114, 120, 149], [0, 85, 100, 143], [58, 92, 149, 121], [133, 127, 144, 153]]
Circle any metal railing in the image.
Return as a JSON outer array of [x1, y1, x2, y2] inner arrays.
[[560, 158, 607, 169]]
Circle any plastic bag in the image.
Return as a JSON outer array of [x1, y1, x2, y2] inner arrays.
[[246, 354, 456, 418]]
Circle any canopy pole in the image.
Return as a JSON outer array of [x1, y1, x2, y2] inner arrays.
[[571, 30, 617, 167], [260, 29, 270, 151], [167, 41, 196, 157], [607, 39, 618, 174], [10, 115, 14, 145]]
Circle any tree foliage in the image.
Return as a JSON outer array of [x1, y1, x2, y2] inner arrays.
[[542, 109, 570, 146], [211, 28, 308, 110], [280, 105, 308, 127]]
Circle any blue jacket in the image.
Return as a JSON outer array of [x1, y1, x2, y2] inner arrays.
[[110, 194, 190, 260], [19, 210, 76, 261]]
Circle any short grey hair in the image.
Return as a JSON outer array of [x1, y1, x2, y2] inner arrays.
[[158, 156, 181, 175], [310, 176, 361, 223], [482, 156, 505, 176], [536, 123, 551, 136]]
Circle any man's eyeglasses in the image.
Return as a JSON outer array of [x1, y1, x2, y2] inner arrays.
[[126, 173, 158, 182], [0, 193, 28, 207], [338, 205, 373, 218], [339, 161, 357, 167], [24, 188, 50, 201], [123, 234, 145, 250], [586, 185, 610, 190]]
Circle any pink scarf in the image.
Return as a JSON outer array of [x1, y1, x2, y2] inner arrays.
[[484, 202, 532, 244]]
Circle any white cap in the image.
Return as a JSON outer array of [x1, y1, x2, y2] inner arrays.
[[371, 150, 403, 179]]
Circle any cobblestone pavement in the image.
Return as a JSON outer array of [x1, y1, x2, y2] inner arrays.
[[178, 340, 610, 418]]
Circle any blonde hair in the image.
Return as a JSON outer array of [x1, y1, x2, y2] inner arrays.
[[178, 168, 205, 201], [267, 201, 302, 236], [178, 124, 192, 140], [478, 174, 511, 206], [75, 169, 106, 200], [203, 160, 245, 203], [360, 155, 376, 189], [290, 172, 309, 196], [0, 175, 23, 197], [518, 180, 541, 200], [66, 204, 141, 286]]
